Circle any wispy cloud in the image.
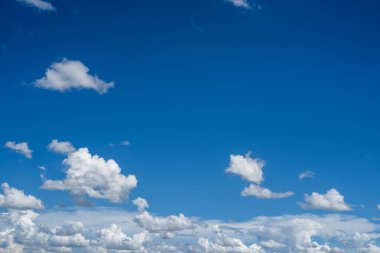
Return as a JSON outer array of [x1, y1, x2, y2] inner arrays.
[[299, 170, 315, 180], [16, 0, 55, 11], [226, 0, 252, 9]]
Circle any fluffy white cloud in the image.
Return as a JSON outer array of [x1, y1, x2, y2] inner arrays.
[[0, 183, 44, 210], [226, 152, 293, 199], [16, 0, 55, 11], [133, 211, 194, 236], [226, 0, 252, 9], [34, 59, 114, 94], [133, 197, 149, 212], [241, 184, 294, 199], [299, 170, 315, 180], [198, 237, 265, 253], [48, 139, 76, 155], [299, 188, 352, 211], [4, 141, 32, 159], [41, 147, 137, 203], [226, 153, 264, 184]]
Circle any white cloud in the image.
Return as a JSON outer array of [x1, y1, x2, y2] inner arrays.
[[226, 153, 264, 184], [241, 184, 294, 199], [4, 141, 32, 159], [299, 188, 352, 211], [16, 0, 55, 11], [0, 183, 43, 210], [198, 237, 265, 253], [41, 147, 137, 203], [377, 204, 380, 210], [48, 139, 76, 155], [299, 170, 315, 180], [226, 152, 293, 199], [120, 140, 130, 146], [133, 211, 194, 236], [133, 197, 149, 212], [34, 59, 114, 94], [226, 0, 252, 9]]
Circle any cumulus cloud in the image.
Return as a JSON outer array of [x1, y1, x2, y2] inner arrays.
[[4, 141, 32, 159], [133, 197, 149, 212], [299, 170, 315, 180], [299, 188, 352, 211], [34, 59, 114, 94], [226, 152, 293, 199], [226, 0, 252, 9], [0, 183, 43, 210], [41, 147, 137, 203], [48, 139, 76, 155], [226, 153, 264, 184], [16, 0, 55, 11], [241, 184, 294, 199]]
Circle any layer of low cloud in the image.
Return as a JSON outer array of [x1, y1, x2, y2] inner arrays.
[[299, 170, 315, 180], [226, 0, 252, 9], [299, 188, 352, 211], [41, 147, 137, 203], [0, 183, 44, 210], [34, 59, 114, 94], [16, 0, 55, 11], [0, 207, 378, 253], [241, 184, 294, 199], [4, 141, 33, 159], [48, 139, 76, 155]]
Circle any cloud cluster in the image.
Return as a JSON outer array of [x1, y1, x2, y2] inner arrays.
[[226, 153, 294, 199], [48, 139, 76, 155], [0, 207, 379, 253], [4, 141, 32, 159], [34, 59, 114, 94], [42, 147, 137, 203], [16, 0, 55, 11]]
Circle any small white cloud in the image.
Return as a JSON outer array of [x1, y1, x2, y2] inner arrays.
[[48, 139, 76, 155], [42, 148, 137, 203], [377, 204, 380, 210], [226, 0, 252, 9], [0, 183, 44, 210], [16, 0, 55, 11], [226, 152, 264, 184], [299, 188, 352, 211], [34, 59, 114, 94], [132, 197, 149, 212], [299, 171, 315, 180], [4, 141, 33, 159], [241, 184, 294, 199], [120, 140, 130, 146]]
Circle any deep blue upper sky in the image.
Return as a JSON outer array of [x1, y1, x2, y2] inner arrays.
[[1, 0, 380, 220]]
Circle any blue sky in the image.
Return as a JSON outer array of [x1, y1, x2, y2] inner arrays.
[[0, 0, 380, 252]]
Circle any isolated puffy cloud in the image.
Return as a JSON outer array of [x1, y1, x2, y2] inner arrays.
[[299, 170, 315, 180], [48, 139, 76, 155], [133, 197, 149, 212], [4, 141, 32, 159], [41, 147, 137, 203], [16, 0, 55, 11], [0, 183, 43, 210], [299, 188, 352, 211], [226, 153, 264, 184], [226, 0, 252, 9], [34, 59, 114, 94], [241, 184, 294, 199]]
